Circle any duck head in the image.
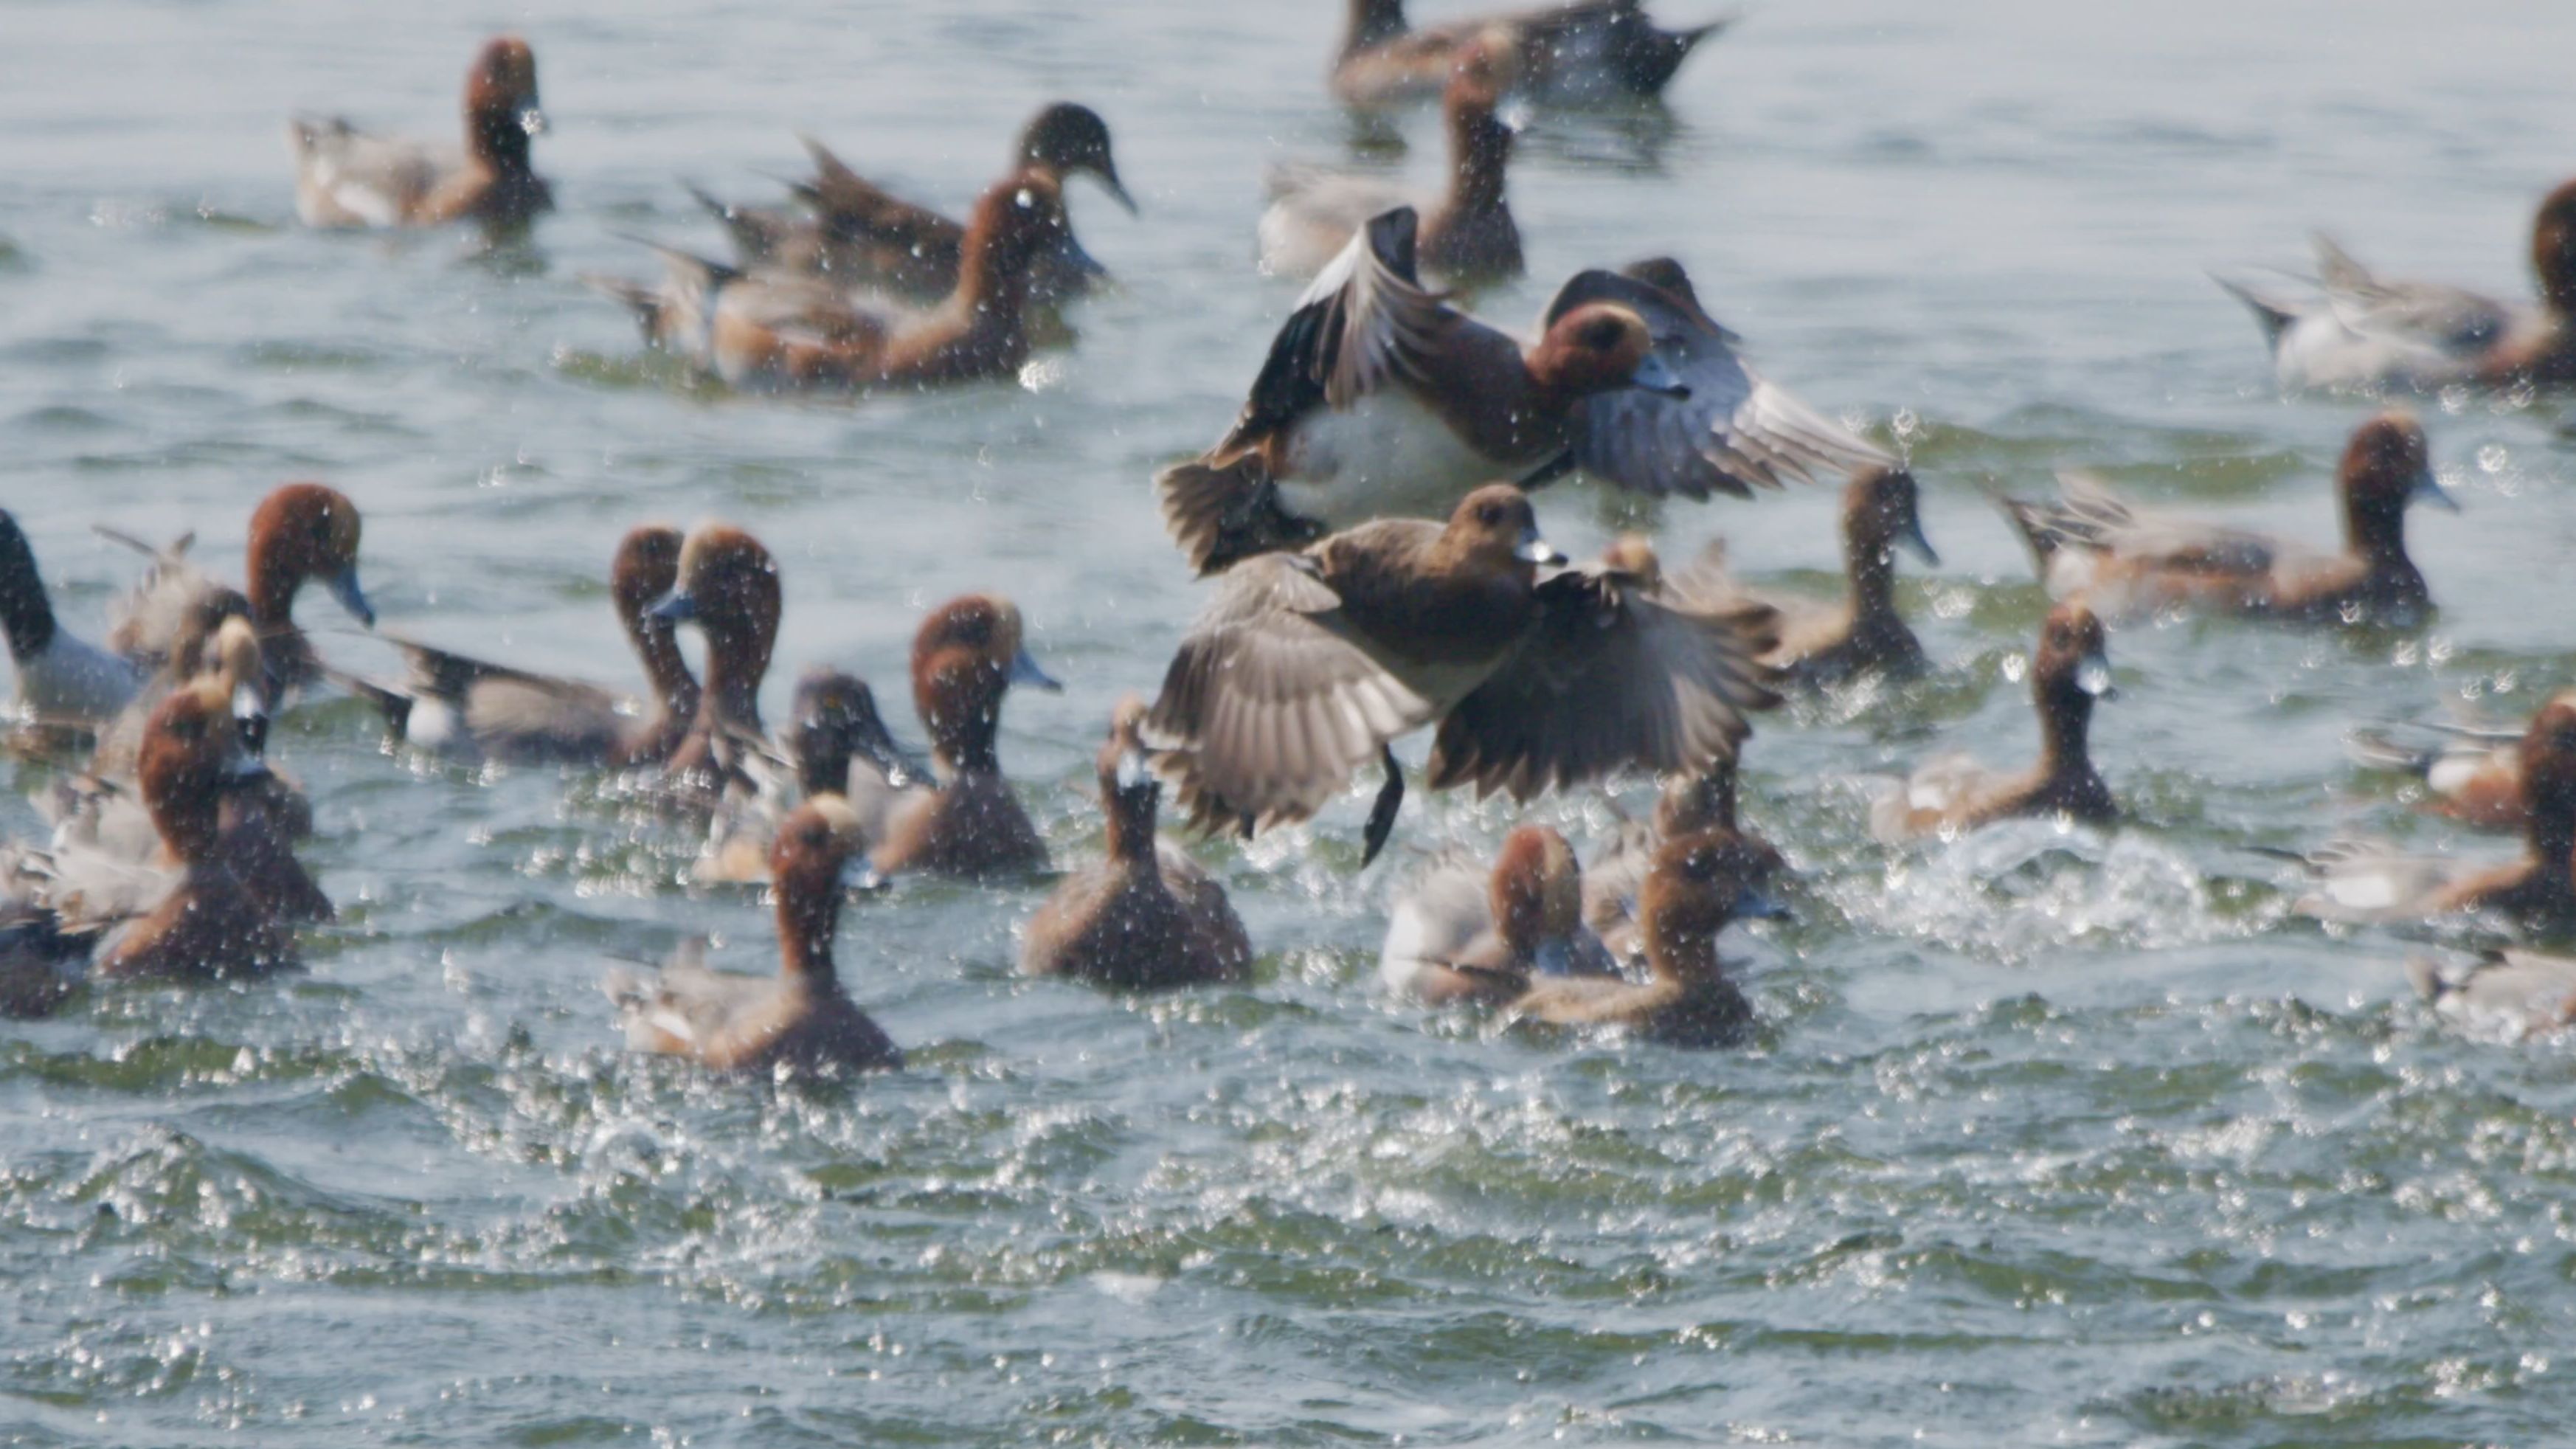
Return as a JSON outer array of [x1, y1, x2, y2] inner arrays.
[[911, 594, 1058, 775], [2340, 411, 2454, 557], [246, 482, 370, 631], [1641, 829, 1789, 977], [1529, 302, 1684, 404], [1847, 466, 1938, 570], [2533, 177, 2576, 316], [1438, 484, 1564, 577], [2518, 692, 2576, 864], [768, 795, 874, 981], [1019, 103, 1135, 215], [790, 667, 917, 795], [1491, 826, 1584, 973], [651, 524, 780, 727], [139, 678, 268, 864], [465, 34, 545, 162]]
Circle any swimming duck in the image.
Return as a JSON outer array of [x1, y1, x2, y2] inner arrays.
[[1332, 0, 1730, 108], [59, 679, 299, 981], [1872, 603, 2117, 843], [1498, 828, 1786, 1048], [104, 482, 374, 707], [1378, 824, 1619, 1006], [2217, 178, 2576, 393], [1147, 484, 1779, 864], [1675, 465, 1938, 682], [645, 524, 780, 792], [2266, 694, 2576, 932], [1021, 698, 1253, 989], [336, 525, 702, 767], [603, 796, 901, 1075], [595, 170, 1081, 392], [0, 508, 145, 730], [46, 617, 329, 926], [1261, 43, 1523, 283], [2406, 949, 2576, 1039], [696, 102, 1133, 303], [1584, 758, 1768, 963], [1158, 224, 1886, 575], [693, 669, 915, 885], [1999, 412, 2454, 629], [287, 34, 550, 233], [848, 595, 1060, 879]]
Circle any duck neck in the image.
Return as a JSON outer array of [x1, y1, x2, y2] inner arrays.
[[1642, 919, 1721, 986], [2527, 789, 2575, 882], [795, 728, 855, 798], [149, 782, 224, 866], [2036, 679, 2095, 784], [1346, 0, 1408, 52], [695, 623, 770, 736], [1104, 781, 1161, 872], [626, 612, 700, 730], [955, 234, 1036, 339], [775, 871, 842, 989], [2344, 494, 2414, 572], [1445, 108, 1510, 218], [1845, 522, 1900, 630], [469, 103, 534, 178], [0, 529, 56, 660], [243, 550, 302, 634], [923, 663, 1005, 778]]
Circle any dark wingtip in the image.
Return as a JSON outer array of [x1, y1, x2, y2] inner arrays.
[[1362, 207, 1422, 286]]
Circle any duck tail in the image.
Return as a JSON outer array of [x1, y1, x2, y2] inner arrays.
[[580, 272, 667, 339], [1154, 453, 1324, 577], [2344, 725, 2436, 779], [1610, 7, 1735, 94], [685, 183, 781, 265], [315, 662, 414, 741], [2209, 272, 2299, 351], [1989, 488, 2066, 565]]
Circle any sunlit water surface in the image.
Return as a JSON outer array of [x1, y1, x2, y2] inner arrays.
[[6, 1, 2576, 1443]]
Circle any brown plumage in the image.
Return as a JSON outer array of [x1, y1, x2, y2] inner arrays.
[[1501, 829, 1787, 1048], [693, 669, 914, 886], [288, 35, 550, 232], [1377, 824, 1618, 1006], [604, 797, 900, 1075], [1331, 0, 1731, 108], [1872, 604, 2118, 842], [650, 525, 781, 792], [1584, 760, 1773, 963], [1147, 484, 1779, 861], [1021, 699, 1253, 989], [851, 596, 1060, 879], [2000, 412, 2454, 629]]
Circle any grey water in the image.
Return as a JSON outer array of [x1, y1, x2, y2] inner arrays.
[[6, 0, 2576, 1442]]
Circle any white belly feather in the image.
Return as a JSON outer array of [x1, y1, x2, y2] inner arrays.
[[1279, 390, 1519, 530]]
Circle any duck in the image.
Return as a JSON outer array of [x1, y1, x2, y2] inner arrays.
[[1378, 824, 1620, 1006], [1021, 699, 1253, 989], [695, 102, 1134, 303], [2346, 709, 2538, 833], [1584, 758, 1768, 963], [46, 617, 330, 926], [1872, 603, 2117, 843], [603, 796, 901, 1076], [2406, 949, 2576, 1040], [1498, 828, 1787, 1048], [0, 508, 145, 730], [1261, 42, 1523, 284], [594, 170, 1081, 392], [286, 34, 550, 233], [643, 524, 781, 792], [693, 669, 916, 886], [1673, 465, 1939, 682], [41, 679, 300, 982], [1146, 483, 1779, 864], [1998, 412, 2454, 629], [335, 525, 702, 767], [848, 595, 1060, 879], [1332, 0, 1731, 108], [1157, 224, 1888, 575], [103, 481, 375, 708], [2216, 178, 2576, 393], [2264, 694, 2576, 932]]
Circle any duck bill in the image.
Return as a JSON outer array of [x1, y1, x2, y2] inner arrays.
[[1056, 233, 1112, 283], [847, 728, 931, 791], [328, 567, 375, 629], [221, 748, 273, 789], [1096, 165, 1140, 217], [1513, 526, 1568, 567], [840, 855, 889, 893], [1625, 351, 1690, 399], [646, 590, 699, 623], [1008, 646, 1063, 694], [1736, 885, 1794, 922], [2074, 650, 2118, 701], [1898, 514, 1941, 568], [519, 106, 549, 138], [2411, 468, 2462, 514]]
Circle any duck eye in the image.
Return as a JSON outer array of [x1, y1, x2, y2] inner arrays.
[[1475, 503, 1501, 526]]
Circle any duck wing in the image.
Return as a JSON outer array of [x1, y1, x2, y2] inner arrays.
[[1545, 267, 1890, 501], [1219, 207, 1455, 454], [1427, 561, 1780, 801], [2311, 234, 2524, 359], [1146, 548, 1450, 832], [287, 117, 444, 226], [2023, 471, 2282, 578]]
